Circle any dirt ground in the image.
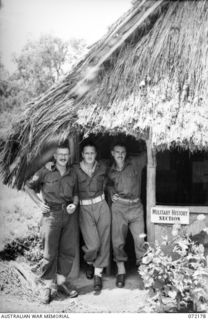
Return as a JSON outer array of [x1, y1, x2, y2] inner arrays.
[[0, 271, 148, 313]]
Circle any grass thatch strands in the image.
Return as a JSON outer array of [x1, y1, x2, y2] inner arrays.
[[77, 1, 208, 150], [1, 0, 208, 188]]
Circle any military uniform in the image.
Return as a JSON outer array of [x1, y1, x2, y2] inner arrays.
[[73, 161, 111, 269], [108, 153, 147, 265], [26, 166, 77, 281]]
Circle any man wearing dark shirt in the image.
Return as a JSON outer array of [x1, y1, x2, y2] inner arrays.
[[108, 142, 147, 288], [73, 141, 111, 293], [25, 144, 78, 303]]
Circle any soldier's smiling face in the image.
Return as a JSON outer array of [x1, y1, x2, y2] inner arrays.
[[111, 145, 126, 164], [82, 146, 97, 165], [54, 147, 70, 167]]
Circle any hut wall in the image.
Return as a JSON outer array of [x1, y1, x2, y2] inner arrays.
[[156, 151, 208, 205]]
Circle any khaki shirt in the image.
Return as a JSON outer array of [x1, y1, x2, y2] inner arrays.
[[73, 161, 108, 200], [26, 166, 77, 205], [108, 153, 147, 200]]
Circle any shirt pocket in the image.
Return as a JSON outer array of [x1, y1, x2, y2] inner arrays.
[[44, 177, 60, 194], [132, 168, 139, 178], [88, 175, 104, 193], [60, 177, 75, 199], [97, 175, 105, 191], [78, 176, 88, 192]]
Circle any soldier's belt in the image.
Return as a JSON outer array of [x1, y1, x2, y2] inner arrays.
[[46, 202, 71, 211], [116, 197, 140, 204], [80, 194, 105, 206]]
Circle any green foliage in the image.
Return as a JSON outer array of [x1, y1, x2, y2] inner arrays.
[[12, 35, 86, 99], [0, 35, 86, 140], [0, 227, 43, 263], [0, 182, 42, 264], [139, 230, 208, 313]]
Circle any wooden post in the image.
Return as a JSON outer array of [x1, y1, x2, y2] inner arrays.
[[146, 134, 156, 244], [68, 135, 80, 279]]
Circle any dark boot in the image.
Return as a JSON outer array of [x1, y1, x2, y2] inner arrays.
[[116, 274, 125, 288], [86, 264, 94, 279], [94, 275, 102, 292], [58, 282, 78, 298]]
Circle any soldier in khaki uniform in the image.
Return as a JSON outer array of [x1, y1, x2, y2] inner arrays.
[[25, 143, 79, 303], [108, 142, 147, 288], [73, 141, 111, 293]]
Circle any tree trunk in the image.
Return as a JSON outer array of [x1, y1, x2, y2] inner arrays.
[[146, 135, 156, 244]]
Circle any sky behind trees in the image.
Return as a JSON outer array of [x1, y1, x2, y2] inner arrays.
[[0, 0, 132, 71]]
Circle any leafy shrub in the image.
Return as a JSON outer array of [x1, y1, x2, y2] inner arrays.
[[139, 228, 208, 313], [0, 226, 43, 264]]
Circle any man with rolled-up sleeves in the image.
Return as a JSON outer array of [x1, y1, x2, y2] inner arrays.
[[108, 142, 147, 288], [25, 143, 79, 304]]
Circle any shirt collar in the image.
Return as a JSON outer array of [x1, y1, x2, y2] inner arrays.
[[111, 158, 131, 172], [80, 161, 98, 177], [52, 163, 71, 176]]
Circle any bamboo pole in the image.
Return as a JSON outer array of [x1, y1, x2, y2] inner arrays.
[[146, 133, 156, 244], [68, 136, 80, 278]]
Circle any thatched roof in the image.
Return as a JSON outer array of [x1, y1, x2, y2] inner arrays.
[[1, 0, 208, 188]]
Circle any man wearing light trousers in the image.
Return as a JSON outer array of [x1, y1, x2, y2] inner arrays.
[[73, 141, 111, 293]]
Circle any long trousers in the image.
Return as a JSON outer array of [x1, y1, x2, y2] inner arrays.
[[79, 200, 111, 268], [111, 200, 145, 265], [39, 209, 76, 281]]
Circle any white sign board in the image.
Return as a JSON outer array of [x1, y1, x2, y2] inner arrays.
[[151, 206, 190, 224]]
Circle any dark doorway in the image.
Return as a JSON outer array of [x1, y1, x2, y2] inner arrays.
[[156, 150, 208, 205]]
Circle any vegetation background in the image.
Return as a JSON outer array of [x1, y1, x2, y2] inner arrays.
[[0, 35, 86, 141]]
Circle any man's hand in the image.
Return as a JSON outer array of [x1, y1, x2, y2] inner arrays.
[[45, 161, 54, 171], [66, 204, 76, 215], [112, 194, 119, 202], [38, 202, 50, 214]]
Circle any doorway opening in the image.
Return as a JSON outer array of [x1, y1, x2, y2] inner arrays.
[[78, 133, 147, 274]]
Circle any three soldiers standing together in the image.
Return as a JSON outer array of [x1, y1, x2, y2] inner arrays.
[[26, 139, 147, 303]]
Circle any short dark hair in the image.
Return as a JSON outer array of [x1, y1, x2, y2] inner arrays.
[[57, 140, 70, 150], [111, 141, 127, 152], [81, 140, 97, 153]]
